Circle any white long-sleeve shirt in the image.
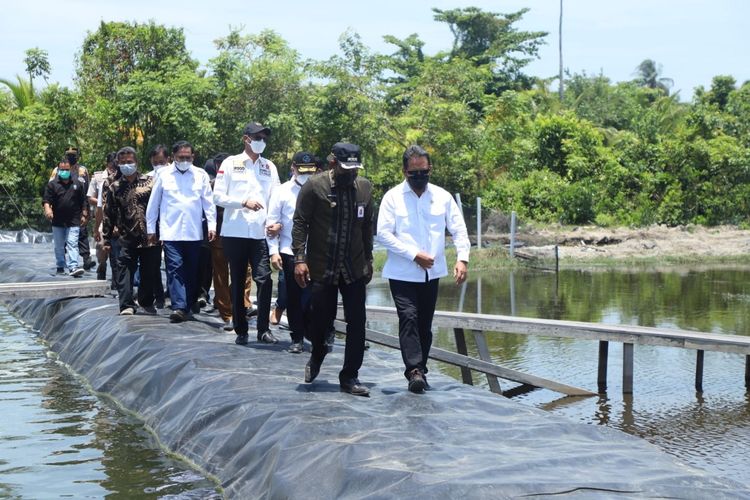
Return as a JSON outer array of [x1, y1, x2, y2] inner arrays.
[[266, 178, 302, 256], [213, 152, 279, 239], [145, 164, 216, 241], [377, 180, 470, 282]]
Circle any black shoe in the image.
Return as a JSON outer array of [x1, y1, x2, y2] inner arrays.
[[340, 378, 370, 397], [155, 299, 165, 309], [423, 374, 431, 390], [197, 296, 207, 308], [235, 333, 249, 345], [191, 302, 201, 314], [169, 309, 187, 323], [246, 306, 258, 318], [305, 356, 323, 383], [96, 273, 106, 280], [142, 305, 157, 315], [257, 330, 278, 344], [56, 267, 65, 275], [408, 368, 426, 394], [288, 342, 303, 354]]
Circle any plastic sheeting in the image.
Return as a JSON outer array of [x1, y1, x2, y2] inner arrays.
[[1, 240, 749, 499]]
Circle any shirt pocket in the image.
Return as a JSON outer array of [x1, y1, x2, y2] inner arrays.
[[427, 201, 447, 230]]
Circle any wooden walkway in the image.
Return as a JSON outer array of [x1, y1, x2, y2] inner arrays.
[[361, 305, 750, 395], [0, 280, 111, 300]]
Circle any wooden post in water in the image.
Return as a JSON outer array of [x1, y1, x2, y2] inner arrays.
[[509, 211, 517, 258], [745, 355, 750, 390], [597, 340, 609, 393], [695, 350, 705, 392], [473, 276, 501, 393], [454, 280, 473, 385], [476, 197, 482, 249], [623, 343, 634, 394]]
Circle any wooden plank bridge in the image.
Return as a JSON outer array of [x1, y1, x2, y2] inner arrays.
[[355, 305, 750, 396]]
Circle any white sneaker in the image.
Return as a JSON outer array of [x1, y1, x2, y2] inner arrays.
[[223, 320, 234, 331], [120, 307, 135, 316]]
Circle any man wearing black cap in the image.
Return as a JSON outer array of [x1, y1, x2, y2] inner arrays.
[[292, 142, 374, 397], [214, 122, 280, 345], [267, 152, 319, 353]]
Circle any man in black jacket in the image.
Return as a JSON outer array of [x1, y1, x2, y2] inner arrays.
[[292, 143, 374, 397], [43, 156, 89, 277]]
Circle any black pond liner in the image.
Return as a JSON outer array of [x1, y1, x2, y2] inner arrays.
[[1, 239, 748, 499]]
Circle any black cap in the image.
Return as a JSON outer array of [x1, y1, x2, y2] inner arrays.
[[331, 142, 363, 169], [243, 122, 271, 136], [292, 151, 317, 173]]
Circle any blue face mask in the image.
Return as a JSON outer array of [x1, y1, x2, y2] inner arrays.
[[119, 163, 137, 176], [58, 170, 71, 180]]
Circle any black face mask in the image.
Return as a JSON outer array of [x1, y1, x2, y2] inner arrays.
[[66, 154, 78, 165], [336, 170, 358, 186], [407, 171, 430, 191]]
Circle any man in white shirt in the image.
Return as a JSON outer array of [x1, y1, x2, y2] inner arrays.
[[146, 140, 217, 323], [267, 152, 318, 353], [214, 122, 281, 345], [376, 145, 470, 393]]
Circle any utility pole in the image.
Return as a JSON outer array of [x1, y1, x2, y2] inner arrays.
[[558, 0, 564, 102]]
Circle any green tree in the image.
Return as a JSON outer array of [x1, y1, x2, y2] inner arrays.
[[633, 59, 673, 95], [23, 47, 50, 87], [0, 76, 36, 109]]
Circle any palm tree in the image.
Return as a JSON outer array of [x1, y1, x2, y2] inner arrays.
[[634, 59, 673, 95], [0, 75, 36, 109]]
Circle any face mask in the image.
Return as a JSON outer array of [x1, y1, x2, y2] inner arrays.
[[295, 174, 311, 185], [66, 154, 77, 165], [407, 171, 430, 191], [248, 139, 266, 154], [175, 161, 191, 172], [58, 170, 71, 180], [119, 163, 137, 176], [152, 163, 167, 171], [336, 170, 358, 186]]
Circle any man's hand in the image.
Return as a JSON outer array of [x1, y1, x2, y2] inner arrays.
[[44, 209, 53, 221], [294, 262, 310, 288], [80, 213, 89, 226], [266, 223, 282, 237], [454, 260, 468, 285], [94, 229, 101, 242], [102, 243, 111, 253], [208, 229, 217, 242], [270, 253, 283, 271], [365, 260, 374, 284], [242, 199, 264, 211], [147, 233, 158, 245], [414, 251, 435, 269]]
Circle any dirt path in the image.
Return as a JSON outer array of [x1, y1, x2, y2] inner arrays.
[[507, 225, 750, 260]]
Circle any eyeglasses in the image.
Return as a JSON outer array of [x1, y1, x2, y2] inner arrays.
[[174, 155, 193, 162], [405, 169, 431, 176]]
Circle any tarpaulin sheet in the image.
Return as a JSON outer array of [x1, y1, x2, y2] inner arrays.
[[1, 240, 748, 499]]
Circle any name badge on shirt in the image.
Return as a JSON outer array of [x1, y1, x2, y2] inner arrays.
[[258, 162, 271, 177], [357, 204, 365, 218]]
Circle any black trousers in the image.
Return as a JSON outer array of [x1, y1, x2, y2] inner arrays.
[[389, 278, 440, 378], [308, 276, 366, 382], [222, 236, 272, 336], [282, 253, 310, 343], [78, 224, 90, 260], [117, 244, 161, 312], [198, 243, 212, 302]]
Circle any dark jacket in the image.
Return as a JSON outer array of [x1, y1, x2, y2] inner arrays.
[[292, 170, 373, 285], [43, 175, 88, 227], [102, 174, 157, 248]]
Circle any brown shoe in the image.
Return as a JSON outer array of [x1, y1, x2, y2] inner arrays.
[[269, 307, 283, 325]]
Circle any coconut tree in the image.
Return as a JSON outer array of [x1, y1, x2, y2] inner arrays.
[[634, 59, 673, 95], [0, 75, 36, 109]]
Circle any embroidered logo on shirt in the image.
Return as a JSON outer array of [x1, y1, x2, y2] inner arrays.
[[357, 204, 365, 218]]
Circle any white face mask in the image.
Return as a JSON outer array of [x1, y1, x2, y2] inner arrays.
[[296, 174, 311, 185], [175, 161, 191, 172], [248, 139, 266, 154]]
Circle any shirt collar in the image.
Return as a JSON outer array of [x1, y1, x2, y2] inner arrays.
[[240, 151, 264, 167]]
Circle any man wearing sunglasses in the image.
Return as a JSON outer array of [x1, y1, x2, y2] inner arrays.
[[376, 145, 470, 393]]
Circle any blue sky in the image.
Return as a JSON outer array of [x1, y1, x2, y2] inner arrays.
[[1, 0, 747, 100]]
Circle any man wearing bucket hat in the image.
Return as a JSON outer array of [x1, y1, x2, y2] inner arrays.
[[292, 142, 374, 397], [266, 151, 320, 353]]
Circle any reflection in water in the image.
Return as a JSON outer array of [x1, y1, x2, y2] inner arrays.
[[0, 309, 219, 499], [367, 265, 750, 487]]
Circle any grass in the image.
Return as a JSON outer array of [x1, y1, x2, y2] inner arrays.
[[372, 246, 516, 273]]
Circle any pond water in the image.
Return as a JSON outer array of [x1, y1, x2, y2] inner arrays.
[[367, 265, 750, 488], [0, 309, 220, 499]]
